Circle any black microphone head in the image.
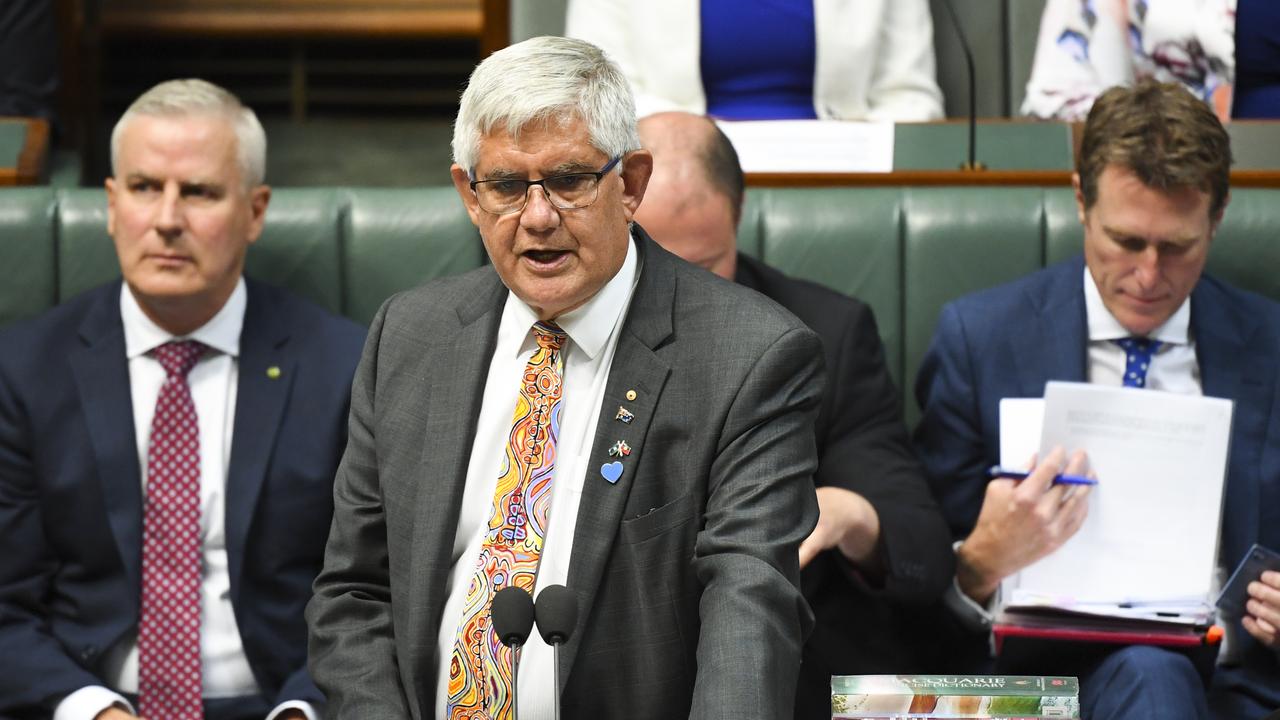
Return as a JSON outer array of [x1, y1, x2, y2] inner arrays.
[[491, 586, 535, 647], [534, 584, 578, 646]]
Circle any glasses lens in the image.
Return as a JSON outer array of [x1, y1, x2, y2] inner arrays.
[[544, 173, 600, 209], [476, 180, 527, 213]]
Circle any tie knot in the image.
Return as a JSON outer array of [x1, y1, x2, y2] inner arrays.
[[1113, 336, 1162, 355], [152, 340, 207, 379], [532, 321, 567, 351]]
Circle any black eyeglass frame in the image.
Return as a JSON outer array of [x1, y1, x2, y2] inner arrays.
[[468, 154, 624, 214]]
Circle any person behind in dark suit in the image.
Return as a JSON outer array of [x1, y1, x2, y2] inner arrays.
[[306, 36, 823, 720], [633, 110, 955, 720], [0, 0, 57, 123], [0, 78, 365, 720], [914, 79, 1280, 720]]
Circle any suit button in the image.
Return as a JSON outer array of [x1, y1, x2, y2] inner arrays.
[[80, 645, 97, 662]]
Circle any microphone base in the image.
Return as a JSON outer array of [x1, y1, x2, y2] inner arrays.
[[958, 161, 988, 171]]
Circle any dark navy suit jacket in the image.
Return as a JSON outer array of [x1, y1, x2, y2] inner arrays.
[[914, 256, 1280, 709], [0, 278, 365, 717]]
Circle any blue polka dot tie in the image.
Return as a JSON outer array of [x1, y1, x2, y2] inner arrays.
[[1113, 337, 1162, 388]]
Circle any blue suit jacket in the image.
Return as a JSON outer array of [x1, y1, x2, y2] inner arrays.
[[0, 278, 365, 716], [913, 256, 1280, 708]]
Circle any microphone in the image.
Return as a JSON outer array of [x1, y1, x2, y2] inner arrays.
[[534, 584, 579, 720], [936, 0, 986, 171], [491, 586, 536, 719]]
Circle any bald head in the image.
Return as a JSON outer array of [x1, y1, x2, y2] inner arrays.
[[635, 112, 743, 279]]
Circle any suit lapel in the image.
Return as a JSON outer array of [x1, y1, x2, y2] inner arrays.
[[560, 232, 674, 685], [1020, 259, 1089, 394], [69, 284, 144, 593], [1192, 280, 1269, 562], [414, 275, 506, 580], [225, 281, 295, 602]]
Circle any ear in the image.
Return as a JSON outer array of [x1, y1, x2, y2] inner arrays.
[[618, 149, 653, 223], [1072, 172, 1087, 225], [451, 164, 482, 226], [245, 185, 271, 245], [105, 177, 118, 237]]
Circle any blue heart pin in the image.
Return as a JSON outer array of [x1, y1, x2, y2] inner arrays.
[[600, 461, 624, 484]]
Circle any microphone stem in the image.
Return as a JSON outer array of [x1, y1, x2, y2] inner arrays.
[[552, 642, 562, 720], [938, 0, 979, 170], [512, 643, 522, 720]]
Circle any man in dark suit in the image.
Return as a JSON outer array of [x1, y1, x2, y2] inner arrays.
[[634, 111, 954, 720], [0, 79, 365, 720], [306, 37, 822, 720], [914, 80, 1280, 719]]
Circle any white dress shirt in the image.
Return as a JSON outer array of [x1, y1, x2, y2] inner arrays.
[[946, 267, 1203, 630], [1083, 266, 1202, 394], [56, 279, 313, 720], [435, 235, 640, 719]]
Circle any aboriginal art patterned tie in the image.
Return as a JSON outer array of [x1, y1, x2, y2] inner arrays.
[[448, 322, 567, 720], [1114, 337, 1163, 388], [138, 340, 206, 720]]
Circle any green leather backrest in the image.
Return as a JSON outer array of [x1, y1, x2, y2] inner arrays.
[[0, 188, 57, 327], [6, 185, 1280, 429], [3, 187, 484, 328], [736, 185, 1280, 426]]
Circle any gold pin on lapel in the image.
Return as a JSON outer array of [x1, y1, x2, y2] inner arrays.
[[625, 389, 637, 401], [266, 366, 282, 380]]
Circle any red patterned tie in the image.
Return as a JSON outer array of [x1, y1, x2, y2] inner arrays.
[[138, 340, 206, 720], [448, 321, 566, 719]]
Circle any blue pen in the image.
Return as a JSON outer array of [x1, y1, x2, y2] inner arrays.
[[988, 465, 1098, 486]]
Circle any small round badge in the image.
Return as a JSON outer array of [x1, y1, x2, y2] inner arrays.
[[625, 389, 637, 401]]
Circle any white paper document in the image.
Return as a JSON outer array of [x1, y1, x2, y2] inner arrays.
[[714, 120, 894, 173], [1000, 381, 1233, 620], [998, 398, 1045, 471]]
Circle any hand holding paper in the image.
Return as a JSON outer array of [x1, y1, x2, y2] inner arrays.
[[956, 447, 1092, 604], [1244, 570, 1280, 648]]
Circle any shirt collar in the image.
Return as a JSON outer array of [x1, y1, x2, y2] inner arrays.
[[1083, 265, 1190, 344], [121, 277, 247, 359], [498, 229, 641, 361]]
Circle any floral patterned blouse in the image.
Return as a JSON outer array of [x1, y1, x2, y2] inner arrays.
[[1022, 0, 1236, 120]]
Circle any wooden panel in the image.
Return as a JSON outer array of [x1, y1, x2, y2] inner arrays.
[[101, 0, 482, 39]]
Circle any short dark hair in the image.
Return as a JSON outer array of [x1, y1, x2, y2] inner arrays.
[[703, 123, 745, 222], [1077, 80, 1232, 218]]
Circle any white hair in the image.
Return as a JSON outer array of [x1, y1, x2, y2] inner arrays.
[[110, 78, 267, 188], [451, 36, 639, 172]]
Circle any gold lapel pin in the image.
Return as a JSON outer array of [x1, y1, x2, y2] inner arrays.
[[625, 389, 637, 401], [266, 366, 282, 380]]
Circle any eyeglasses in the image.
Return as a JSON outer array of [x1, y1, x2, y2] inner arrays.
[[469, 155, 622, 215]]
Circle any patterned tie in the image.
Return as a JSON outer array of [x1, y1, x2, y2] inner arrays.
[[138, 340, 206, 720], [1114, 337, 1163, 388], [448, 322, 567, 720]]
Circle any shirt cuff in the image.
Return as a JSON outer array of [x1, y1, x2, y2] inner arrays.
[[54, 686, 134, 720], [268, 700, 318, 720], [944, 540, 998, 633]]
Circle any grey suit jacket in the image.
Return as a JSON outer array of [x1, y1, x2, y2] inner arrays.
[[307, 230, 823, 719]]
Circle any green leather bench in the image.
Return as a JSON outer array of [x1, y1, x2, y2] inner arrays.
[[3, 185, 1279, 425]]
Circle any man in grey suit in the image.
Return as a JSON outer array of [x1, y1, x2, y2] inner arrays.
[[307, 36, 823, 720]]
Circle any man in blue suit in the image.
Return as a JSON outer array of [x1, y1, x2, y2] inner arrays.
[[915, 80, 1280, 719], [0, 79, 364, 719]]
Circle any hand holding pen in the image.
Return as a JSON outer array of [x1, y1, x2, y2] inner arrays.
[[956, 447, 1095, 604]]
